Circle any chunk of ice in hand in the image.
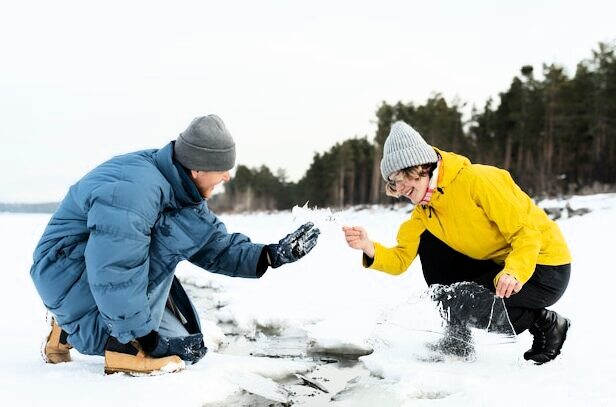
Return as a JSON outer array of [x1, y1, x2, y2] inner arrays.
[[429, 281, 516, 338]]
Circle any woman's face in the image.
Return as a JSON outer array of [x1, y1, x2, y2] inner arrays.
[[388, 171, 430, 204]]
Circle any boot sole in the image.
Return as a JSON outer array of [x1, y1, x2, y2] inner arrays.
[[104, 368, 179, 376], [104, 363, 185, 376]]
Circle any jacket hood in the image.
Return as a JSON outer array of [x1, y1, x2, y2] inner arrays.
[[434, 148, 471, 190]]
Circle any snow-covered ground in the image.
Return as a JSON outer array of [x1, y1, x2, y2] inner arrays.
[[1, 194, 615, 406]]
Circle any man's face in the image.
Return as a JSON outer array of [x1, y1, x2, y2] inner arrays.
[[190, 170, 231, 199]]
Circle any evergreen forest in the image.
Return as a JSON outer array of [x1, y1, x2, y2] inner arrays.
[[211, 42, 616, 212]]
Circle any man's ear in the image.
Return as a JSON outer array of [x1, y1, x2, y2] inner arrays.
[[190, 169, 199, 179]]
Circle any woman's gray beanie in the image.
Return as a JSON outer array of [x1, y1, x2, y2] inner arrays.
[[174, 115, 236, 171], [380, 121, 438, 180]]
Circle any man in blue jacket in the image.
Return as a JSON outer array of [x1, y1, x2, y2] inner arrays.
[[31, 115, 320, 375]]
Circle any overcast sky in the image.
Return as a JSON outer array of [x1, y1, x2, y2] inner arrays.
[[1, 0, 614, 202]]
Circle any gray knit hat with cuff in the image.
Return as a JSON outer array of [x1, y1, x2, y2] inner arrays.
[[174, 115, 236, 171], [380, 121, 438, 180]]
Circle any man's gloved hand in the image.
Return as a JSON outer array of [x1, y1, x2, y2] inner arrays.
[[267, 222, 320, 268], [140, 331, 208, 364]]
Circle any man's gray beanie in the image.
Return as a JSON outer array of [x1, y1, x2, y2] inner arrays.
[[380, 121, 438, 180], [174, 115, 236, 171]]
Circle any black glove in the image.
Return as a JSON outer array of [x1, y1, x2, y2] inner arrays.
[[139, 331, 208, 364], [267, 222, 320, 268]]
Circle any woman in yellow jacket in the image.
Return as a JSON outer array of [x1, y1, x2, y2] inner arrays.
[[343, 121, 571, 364]]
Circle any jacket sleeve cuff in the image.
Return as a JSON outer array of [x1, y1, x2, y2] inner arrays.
[[492, 268, 530, 288], [495, 263, 534, 286], [105, 311, 154, 343], [492, 270, 507, 288], [362, 252, 374, 267], [256, 247, 270, 277], [364, 242, 388, 270]]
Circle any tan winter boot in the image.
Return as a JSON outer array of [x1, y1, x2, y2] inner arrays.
[[104, 336, 185, 375], [42, 317, 72, 364]]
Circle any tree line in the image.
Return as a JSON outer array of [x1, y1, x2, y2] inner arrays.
[[211, 42, 616, 212]]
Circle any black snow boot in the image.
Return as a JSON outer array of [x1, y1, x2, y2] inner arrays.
[[524, 309, 570, 365]]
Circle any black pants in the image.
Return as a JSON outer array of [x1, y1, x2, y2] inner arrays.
[[418, 231, 570, 334]]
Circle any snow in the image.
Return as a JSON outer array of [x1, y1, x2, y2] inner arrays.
[[1, 194, 615, 406]]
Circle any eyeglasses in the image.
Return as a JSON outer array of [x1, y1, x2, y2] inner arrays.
[[386, 171, 404, 190], [386, 168, 427, 191]]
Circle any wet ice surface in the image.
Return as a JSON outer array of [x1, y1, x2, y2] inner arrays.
[[183, 279, 375, 405], [174, 204, 533, 405], [182, 275, 518, 406]]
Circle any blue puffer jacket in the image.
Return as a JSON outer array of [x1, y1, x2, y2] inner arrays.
[[30, 142, 265, 355]]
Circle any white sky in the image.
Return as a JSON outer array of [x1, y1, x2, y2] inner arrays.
[[1, 0, 615, 202]]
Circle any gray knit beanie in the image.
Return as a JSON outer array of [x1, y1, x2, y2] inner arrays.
[[174, 115, 236, 171], [380, 121, 438, 180]]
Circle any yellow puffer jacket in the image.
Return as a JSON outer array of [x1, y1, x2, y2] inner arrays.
[[367, 149, 571, 286]]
